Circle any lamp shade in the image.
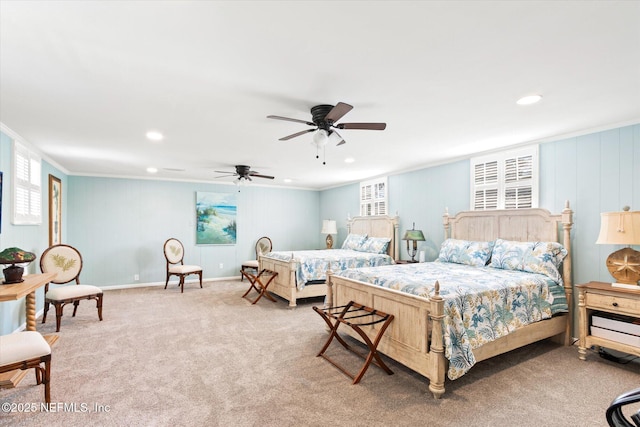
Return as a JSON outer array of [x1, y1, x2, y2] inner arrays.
[[402, 229, 425, 241], [0, 247, 36, 265], [596, 211, 640, 245], [321, 220, 337, 235], [313, 129, 329, 147]]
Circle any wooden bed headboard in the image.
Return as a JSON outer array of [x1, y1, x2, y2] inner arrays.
[[347, 215, 399, 260], [442, 201, 574, 293], [443, 204, 572, 243]]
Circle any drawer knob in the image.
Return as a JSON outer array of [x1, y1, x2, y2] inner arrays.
[[612, 302, 619, 307]]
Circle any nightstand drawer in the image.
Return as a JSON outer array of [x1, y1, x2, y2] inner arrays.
[[586, 292, 640, 315]]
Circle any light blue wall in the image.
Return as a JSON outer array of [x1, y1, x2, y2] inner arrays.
[[66, 176, 321, 287], [0, 131, 68, 333], [1, 124, 638, 334], [539, 125, 640, 288]]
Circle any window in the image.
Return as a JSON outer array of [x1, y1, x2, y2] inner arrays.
[[12, 140, 42, 224], [470, 145, 538, 210], [360, 177, 387, 216]]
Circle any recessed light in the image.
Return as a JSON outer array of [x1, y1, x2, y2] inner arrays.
[[344, 157, 355, 163], [146, 167, 158, 173], [283, 178, 292, 183], [146, 131, 164, 141], [516, 95, 542, 105]]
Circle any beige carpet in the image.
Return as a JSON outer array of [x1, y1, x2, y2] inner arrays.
[[1, 280, 639, 427]]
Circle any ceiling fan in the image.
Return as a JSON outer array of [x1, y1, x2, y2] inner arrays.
[[214, 165, 274, 182], [267, 102, 386, 148]]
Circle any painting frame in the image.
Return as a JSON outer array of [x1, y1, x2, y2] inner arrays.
[[48, 174, 62, 246], [196, 192, 237, 245]]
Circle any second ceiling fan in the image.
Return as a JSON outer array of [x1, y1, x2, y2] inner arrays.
[[267, 102, 386, 147]]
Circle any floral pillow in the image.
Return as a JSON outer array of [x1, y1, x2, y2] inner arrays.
[[489, 239, 567, 283], [436, 239, 494, 267], [341, 233, 367, 250], [356, 237, 391, 254]]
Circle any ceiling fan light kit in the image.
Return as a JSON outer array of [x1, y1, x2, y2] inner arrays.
[[267, 102, 386, 164]]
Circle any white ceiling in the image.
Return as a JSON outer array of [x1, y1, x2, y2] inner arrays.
[[1, 1, 639, 190]]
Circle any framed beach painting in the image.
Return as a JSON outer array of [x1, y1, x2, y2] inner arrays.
[[48, 174, 62, 246], [196, 192, 237, 245]]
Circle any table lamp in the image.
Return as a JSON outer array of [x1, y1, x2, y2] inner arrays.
[[595, 207, 640, 289], [321, 219, 337, 249], [0, 247, 36, 284], [402, 222, 425, 262]]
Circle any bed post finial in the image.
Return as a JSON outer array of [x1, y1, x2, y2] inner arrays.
[[443, 208, 451, 240]]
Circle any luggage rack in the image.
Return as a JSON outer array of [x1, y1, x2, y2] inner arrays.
[[313, 301, 395, 384]]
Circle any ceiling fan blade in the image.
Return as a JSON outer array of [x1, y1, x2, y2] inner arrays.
[[214, 170, 234, 174], [215, 174, 236, 178], [267, 115, 315, 126], [279, 128, 316, 141], [324, 102, 353, 123], [330, 130, 346, 146], [336, 122, 386, 130], [250, 173, 275, 180]]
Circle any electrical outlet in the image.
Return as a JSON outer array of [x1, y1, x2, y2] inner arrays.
[[134, 274, 139, 281], [219, 263, 224, 269]]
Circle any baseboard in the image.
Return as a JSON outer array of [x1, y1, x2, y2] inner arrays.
[[101, 276, 241, 291]]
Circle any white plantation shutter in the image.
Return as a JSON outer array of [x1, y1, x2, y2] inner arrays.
[[470, 146, 538, 210], [360, 177, 387, 216], [12, 140, 42, 224]]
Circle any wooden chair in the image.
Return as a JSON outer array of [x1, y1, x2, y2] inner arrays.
[[240, 236, 272, 281], [0, 332, 52, 402], [40, 244, 104, 332], [163, 238, 203, 293]]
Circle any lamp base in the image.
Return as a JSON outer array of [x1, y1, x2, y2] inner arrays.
[[326, 234, 334, 249], [606, 247, 640, 286], [2, 265, 24, 284]]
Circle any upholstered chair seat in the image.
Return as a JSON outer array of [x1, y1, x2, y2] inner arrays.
[[46, 284, 102, 301], [0, 331, 52, 402], [168, 264, 202, 275]]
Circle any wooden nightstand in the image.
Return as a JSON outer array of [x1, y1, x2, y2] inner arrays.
[[394, 260, 419, 264], [576, 281, 640, 361]]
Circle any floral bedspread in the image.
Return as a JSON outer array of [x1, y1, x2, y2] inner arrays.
[[262, 249, 393, 290], [335, 262, 567, 380]]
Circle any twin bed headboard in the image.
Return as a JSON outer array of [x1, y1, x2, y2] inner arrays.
[[347, 215, 400, 260]]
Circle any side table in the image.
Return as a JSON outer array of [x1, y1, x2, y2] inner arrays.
[[577, 281, 640, 361]]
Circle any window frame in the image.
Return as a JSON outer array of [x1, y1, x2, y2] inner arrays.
[[12, 139, 42, 225], [470, 145, 539, 211], [359, 177, 388, 216]]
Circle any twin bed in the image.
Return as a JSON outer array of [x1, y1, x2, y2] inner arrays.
[[258, 215, 399, 307], [326, 204, 574, 398]]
